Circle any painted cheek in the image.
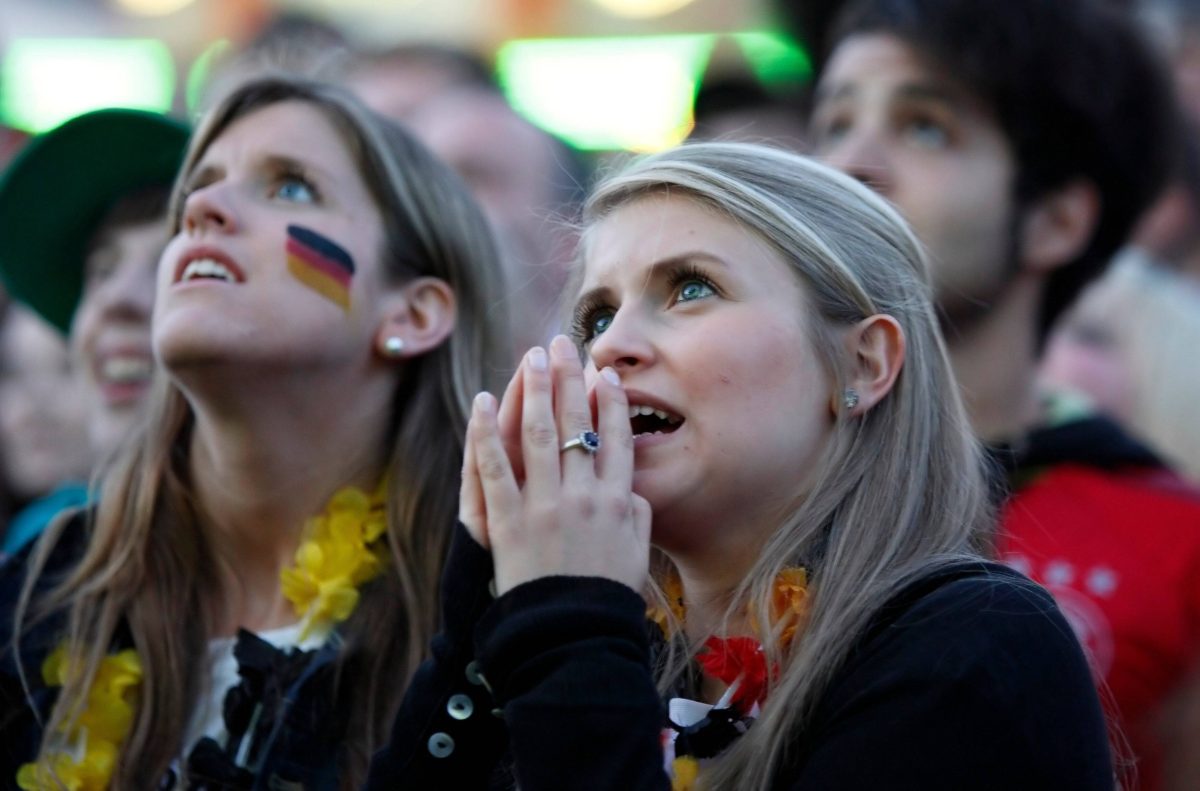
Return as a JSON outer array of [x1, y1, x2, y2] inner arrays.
[[285, 224, 356, 312]]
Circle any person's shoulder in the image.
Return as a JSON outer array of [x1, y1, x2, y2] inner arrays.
[[898, 560, 1056, 619], [858, 561, 1083, 681], [1, 508, 89, 577], [1019, 462, 1200, 526], [1013, 414, 1200, 516], [0, 508, 90, 628], [835, 561, 1106, 746], [793, 567, 1113, 788]]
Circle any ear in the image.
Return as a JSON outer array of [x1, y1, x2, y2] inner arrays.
[[374, 276, 457, 360], [1018, 179, 1100, 275], [831, 314, 905, 417]]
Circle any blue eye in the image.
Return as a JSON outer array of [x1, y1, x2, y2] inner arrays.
[[591, 311, 615, 338], [677, 279, 715, 303], [274, 177, 316, 204], [905, 118, 949, 149]]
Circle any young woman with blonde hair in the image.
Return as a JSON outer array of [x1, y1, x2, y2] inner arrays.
[[369, 143, 1114, 789], [1, 74, 508, 789]]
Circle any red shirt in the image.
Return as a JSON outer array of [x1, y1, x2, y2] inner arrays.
[[998, 464, 1200, 790]]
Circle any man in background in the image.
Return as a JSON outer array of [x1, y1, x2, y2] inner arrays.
[[801, 0, 1200, 786]]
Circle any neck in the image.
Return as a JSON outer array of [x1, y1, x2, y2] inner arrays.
[[664, 523, 771, 643], [182, 367, 394, 635], [944, 273, 1044, 444]]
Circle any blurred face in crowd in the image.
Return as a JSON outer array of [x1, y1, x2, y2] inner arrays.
[[0, 305, 91, 499], [72, 217, 164, 457], [406, 87, 576, 348], [1039, 282, 1134, 423], [811, 33, 1019, 328], [406, 88, 559, 230], [575, 194, 833, 553]]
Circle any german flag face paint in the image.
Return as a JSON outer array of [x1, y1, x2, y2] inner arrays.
[[286, 224, 356, 311]]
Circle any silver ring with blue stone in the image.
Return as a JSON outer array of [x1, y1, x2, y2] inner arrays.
[[561, 430, 601, 455]]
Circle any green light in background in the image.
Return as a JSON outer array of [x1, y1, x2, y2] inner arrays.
[[497, 35, 717, 152], [0, 39, 175, 133], [732, 31, 811, 85], [186, 38, 233, 118]]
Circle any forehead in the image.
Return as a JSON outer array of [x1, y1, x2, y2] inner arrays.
[[580, 193, 790, 290], [818, 33, 980, 111], [193, 100, 356, 173]]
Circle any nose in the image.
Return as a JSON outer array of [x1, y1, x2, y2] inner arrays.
[[820, 128, 895, 197], [97, 254, 158, 324], [587, 308, 655, 373], [181, 181, 239, 235]]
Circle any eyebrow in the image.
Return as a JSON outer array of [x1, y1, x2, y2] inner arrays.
[[574, 251, 729, 310], [260, 153, 325, 177], [815, 80, 964, 110], [185, 153, 332, 189]]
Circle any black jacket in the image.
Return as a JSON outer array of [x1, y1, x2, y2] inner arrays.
[[0, 513, 353, 791], [367, 524, 1115, 790]]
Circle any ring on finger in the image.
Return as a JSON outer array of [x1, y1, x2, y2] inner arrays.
[[560, 430, 601, 455]]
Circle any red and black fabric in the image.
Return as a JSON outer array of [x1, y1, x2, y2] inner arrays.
[[992, 414, 1200, 791]]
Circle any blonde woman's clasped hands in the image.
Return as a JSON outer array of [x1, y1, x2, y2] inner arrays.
[[460, 334, 652, 596]]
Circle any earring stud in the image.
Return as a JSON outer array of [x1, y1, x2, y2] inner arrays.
[[383, 336, 405, 357], [842, 388, 860, 410]]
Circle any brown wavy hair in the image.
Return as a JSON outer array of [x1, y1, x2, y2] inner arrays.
[[15, 75, 510, 788]]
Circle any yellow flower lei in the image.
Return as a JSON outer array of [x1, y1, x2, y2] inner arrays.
[[279, 478, 389, 641], [671, 755, 700, 791], [17, 647, 143, 791], [15, 481, 388, 790]]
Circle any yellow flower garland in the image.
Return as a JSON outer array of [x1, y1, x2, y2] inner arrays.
[[15, 480, 389, 790], [17, 647, 143, 791], [671, 756, 700, 791], [279, 478, 390, 641]]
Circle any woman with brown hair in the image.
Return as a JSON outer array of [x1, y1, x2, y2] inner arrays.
[[1, 74, 508, 789]]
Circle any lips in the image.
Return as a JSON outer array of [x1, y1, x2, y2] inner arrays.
[[173, 246, 246, 285], [623, 390, 685, 438], [92, 349, 154, 406]]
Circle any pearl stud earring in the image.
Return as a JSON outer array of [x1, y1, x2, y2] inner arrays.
[[383, 336, 405, 357]]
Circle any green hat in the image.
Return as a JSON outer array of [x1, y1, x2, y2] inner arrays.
[[0, 108, 190, 334]]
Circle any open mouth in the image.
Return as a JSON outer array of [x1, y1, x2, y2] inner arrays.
[[174, 248, 246, 285], [180, 258, 239, 283], [99, 355, 153, 385], [628, 404, 684, 438]]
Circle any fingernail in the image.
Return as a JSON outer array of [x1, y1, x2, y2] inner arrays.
[[600, 366, 621, 386], [474, 392, 496, 413], [550, 334, 575, 359], [528, 347, 547, 371]]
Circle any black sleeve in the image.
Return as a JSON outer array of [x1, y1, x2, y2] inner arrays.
[[0, 512, 86, 781], [475, 575, 670, 791], [364, 524, 509, 789], [784, 569, 1115, 791]]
